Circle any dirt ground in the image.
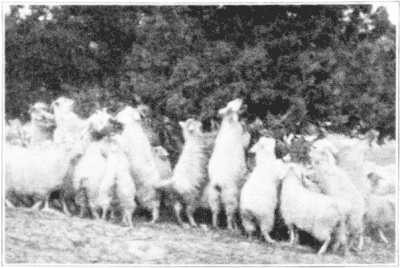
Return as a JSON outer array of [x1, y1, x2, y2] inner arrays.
[[4, 206, 396, 265]]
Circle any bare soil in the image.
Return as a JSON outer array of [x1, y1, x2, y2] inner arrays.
[[4, 206, 396, 265]]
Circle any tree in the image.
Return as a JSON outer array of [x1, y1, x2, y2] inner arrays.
[[5, 5, 396, 141]]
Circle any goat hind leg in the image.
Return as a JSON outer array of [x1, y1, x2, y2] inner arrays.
[[123, 209, 133, 228], [173, 202, 184, 225], [61, 199, 72, 217], [261, 227, 276, 244], [186, 204, 198, 227], [5, 199, 15, 208], [357, 235, 364, 251], [150, 201, 160, 224], [379, 229, 389, 244], [318, 237, 331, 255], [32, 200, 43, 210], [288, 225, 296, 246]]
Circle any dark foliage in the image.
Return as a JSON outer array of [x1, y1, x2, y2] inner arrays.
[[5, 5, 396, 142]]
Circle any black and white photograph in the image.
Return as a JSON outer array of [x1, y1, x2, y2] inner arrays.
[[2, 2, 398, 265]]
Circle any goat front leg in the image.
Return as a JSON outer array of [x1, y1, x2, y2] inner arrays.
[[288, 225, 296, 246], [150, 201, 160, 224], [186, 204, 198, 227], [32, 200, 43, 210], [5, 199, 15, 208], [379, 229, 389, 244], [318, 237, 331, 255]]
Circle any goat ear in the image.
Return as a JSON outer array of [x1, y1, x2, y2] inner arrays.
[[132, 110, 141, 121], [249, 142, 259, 153], [178, 121, 185, 128], [282, 154, 291, 163], [249, 145, 256, 153], [218, 106, 230, 116], [160, 148, 169, 157]]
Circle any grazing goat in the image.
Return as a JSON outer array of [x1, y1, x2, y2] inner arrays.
[[5, 143, 84, 212], [280, 165, 350, 255], [309, 145, 366, 251]]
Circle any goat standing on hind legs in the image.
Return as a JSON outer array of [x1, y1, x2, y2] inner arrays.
[[208, 99, 248, 230]]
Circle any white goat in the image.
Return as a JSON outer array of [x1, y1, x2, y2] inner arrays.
[[51, 97, 87, 144], [208, 99, 248, 229], [312, 137, 372, 196], [28, 102, 55, 148], [280, 165, 350, 255], [96, 142, 136, 227], [115, 106, 162, 223], [5, 119, 29, 147], [366, 138, 396, 165], [309, 145, 366, 251], [152, 146, 173, 181], [137, 104, 159, 146], [5, 142, 84, 211], [60, 108, 125, 215], [155, 118, 215, 227], [366, 163, 396, 195], [109, 148, 137, 227], [240, 137, 283, 243], [321, 130, 380, 196], [6, 107, 122, 214], [72, 140, 109, 218], [364, 194, 396, 244]]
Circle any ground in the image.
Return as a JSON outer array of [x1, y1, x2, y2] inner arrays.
[[4, 207, 396, 264], [3, 142, 397, 264]]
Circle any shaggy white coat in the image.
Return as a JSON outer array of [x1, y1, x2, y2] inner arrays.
[[365, 194, 395, 243], [51, 97, 87, 144], [115, 106, 162, 223], [156, 119, 216, 226], [240, 137, 283, 243], [5, 143, 83, 208], [309, 146, 366, 251], [366, 163, 396, 195], [97, 143, 137, 227], [28, 102, 55, 148], [5, 119, 29, 147], [208, 99, 248, 229], [315, 133, 374, 196], [280, 165, 351, 255], [152, 146, 173, 181]]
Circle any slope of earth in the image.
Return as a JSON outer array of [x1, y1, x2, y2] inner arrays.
[[4, 207, 396, 265]]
